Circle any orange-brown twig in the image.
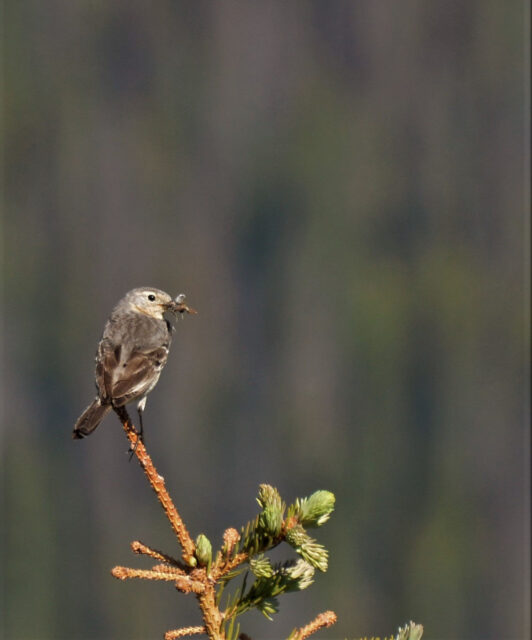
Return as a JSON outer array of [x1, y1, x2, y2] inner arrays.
[[151, 563, 187, 577], [114, 406, 196, 564], [290, 611, 337, 640], [112, 566, 181, 582], [174, 576, 206, 594], [131, 540, 185, 568], [198, 583, 223, 640], [112, 406, 225, 639], [212, 551, 249, 580], [165, 626, 206, 639]]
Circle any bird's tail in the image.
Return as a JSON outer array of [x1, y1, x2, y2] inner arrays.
[[73, 397, 111, 439]]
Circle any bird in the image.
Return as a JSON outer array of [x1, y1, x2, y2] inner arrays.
[[73, 287, 196, 440]]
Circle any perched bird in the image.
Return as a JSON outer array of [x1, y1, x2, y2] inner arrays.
[[73, 287, 195, 440]]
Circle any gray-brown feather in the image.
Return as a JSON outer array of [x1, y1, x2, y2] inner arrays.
[[74, 287, 177, 438], [73, 398, 112, 438], [95, 311, 171, 407]]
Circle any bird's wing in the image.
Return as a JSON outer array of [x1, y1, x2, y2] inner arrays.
[[96, 341, 169, 406], [95, 340, 120, 402]]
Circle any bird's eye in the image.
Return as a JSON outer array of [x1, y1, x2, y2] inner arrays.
[[148, 294, 156, 301]]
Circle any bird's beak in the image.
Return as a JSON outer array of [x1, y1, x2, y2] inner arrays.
[[166, 294, 197, 315]]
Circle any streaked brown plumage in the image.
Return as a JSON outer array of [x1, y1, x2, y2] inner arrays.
[[73, 287, 195, 439]]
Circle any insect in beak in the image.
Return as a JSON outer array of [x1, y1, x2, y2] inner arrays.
[[167, 294, 197, 315]]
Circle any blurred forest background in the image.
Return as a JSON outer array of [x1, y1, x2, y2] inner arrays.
[[2, 2, 529, 639]]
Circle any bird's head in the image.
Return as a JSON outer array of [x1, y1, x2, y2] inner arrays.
[[124, 288, 197, 320]]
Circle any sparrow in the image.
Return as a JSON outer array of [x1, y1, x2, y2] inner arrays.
[[73, 287, 195, 440]]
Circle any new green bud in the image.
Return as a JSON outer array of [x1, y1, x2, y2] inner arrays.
[[195, 533, 212, 567], [299, 537, 329, 572], [285, 559, 315, 591], [257, 484, 282, 511], [296, 490, 335, 527], [259, 506, 283, 537], [250, 554, 274, 578], [257, 485, 284, 537], [286, 525, 328, 572], [396, 622, 424, 640], [285, 523, 307, 547]]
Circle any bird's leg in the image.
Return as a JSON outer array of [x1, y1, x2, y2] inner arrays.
[[128, 414, 142, 461], [135, 396, 147, 443], [137, 407, 145, 443], [112, 405, 138, 460], [126, 398, 147, 460]]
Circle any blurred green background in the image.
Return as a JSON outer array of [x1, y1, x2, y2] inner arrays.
[[2, 2, 529, 639]]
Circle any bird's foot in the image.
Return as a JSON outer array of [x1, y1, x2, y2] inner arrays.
[[128, 426, 144, 461]]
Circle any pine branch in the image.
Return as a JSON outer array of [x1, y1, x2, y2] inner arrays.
[[288, 611, 337, 640], [104, 407, 421, 639], [111, 566, 181, 582], [165, 626, 206, 639], [113, 406, 196, 564], [131, 540, 185, 569], [109, 409, 340, 639]]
